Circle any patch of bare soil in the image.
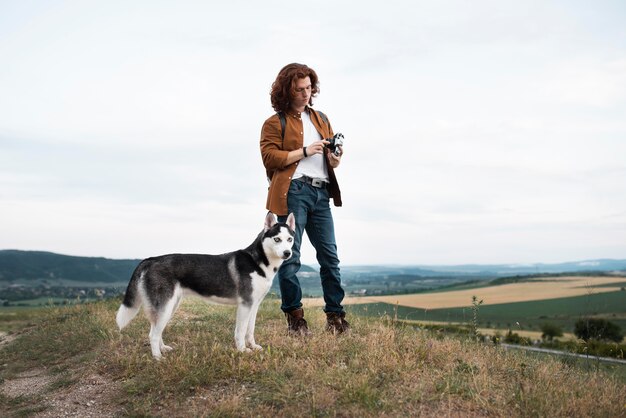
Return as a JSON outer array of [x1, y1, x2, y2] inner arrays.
[[0, 331, 19, 349], [37, 373, 123, 418], [1, 368, 125, 417], [0, 368, 53, 398]]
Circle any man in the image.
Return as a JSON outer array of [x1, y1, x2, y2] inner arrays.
[[260, 63, 349, 335]]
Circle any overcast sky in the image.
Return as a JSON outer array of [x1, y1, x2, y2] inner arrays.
[[1, 1, 625, 266]]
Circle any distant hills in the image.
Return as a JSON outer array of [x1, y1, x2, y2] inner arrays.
[[0, 250, 316, 286], [342, 259, 626, 277], [1, 250, 625, 286], [0, 250, 140, 284]]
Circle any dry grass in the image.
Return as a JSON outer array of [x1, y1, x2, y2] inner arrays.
[[390, 319, 577, 342], [304, 276, 626, 309], [1, 298, 625, 417]]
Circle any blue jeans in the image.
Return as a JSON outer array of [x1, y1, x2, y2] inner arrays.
[[277, 180, 344, 314]]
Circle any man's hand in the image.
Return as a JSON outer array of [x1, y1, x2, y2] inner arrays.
[[328, 145, 343, 168], [305, 139, 329, 156]]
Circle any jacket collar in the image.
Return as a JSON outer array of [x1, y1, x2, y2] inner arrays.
[[284, 105, 312, 119]]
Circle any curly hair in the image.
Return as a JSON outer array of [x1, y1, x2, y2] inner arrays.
[[270, 63, 320, 113]]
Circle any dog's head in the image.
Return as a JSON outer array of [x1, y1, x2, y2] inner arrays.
[[263, 212, 296, 261]]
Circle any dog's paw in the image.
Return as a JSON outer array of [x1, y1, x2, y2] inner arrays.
[[161, 345, 174, 352], [250, 343, 263, 351]]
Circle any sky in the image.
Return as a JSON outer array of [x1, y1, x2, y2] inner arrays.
[[1, 0, 625, 266]]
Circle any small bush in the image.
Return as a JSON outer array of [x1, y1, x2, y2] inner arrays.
[[574, 318, 623, 343], [503, 330, 532, 345], [540, 323, 563, 341]]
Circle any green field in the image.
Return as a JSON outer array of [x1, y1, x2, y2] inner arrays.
[[347, 290, 626, 333], [0, 296, 100, 308]]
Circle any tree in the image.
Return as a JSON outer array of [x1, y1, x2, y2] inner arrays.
[[574, 318, 623, 343], [540, 323, 563, 341]]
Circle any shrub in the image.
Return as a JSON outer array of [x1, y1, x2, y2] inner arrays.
[[574, 318, 623, 343], [540, 323, 563, 341], [503, 330, 531, 345]]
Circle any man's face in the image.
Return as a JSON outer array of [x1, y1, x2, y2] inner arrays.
[[291, 76, 312, 111]]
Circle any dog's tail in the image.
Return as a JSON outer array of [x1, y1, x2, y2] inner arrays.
[[116, 262, 144, 330]]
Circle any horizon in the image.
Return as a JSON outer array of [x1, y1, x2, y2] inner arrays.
[[1, 248, 624, 269], [1, 1, 625, 265]]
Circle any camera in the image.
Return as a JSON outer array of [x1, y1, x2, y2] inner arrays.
[[325, 133, 344, 156]]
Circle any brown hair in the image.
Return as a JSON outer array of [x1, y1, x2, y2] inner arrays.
[[270, 63, 320, 112]]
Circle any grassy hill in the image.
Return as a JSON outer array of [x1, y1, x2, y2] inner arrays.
[[1, 299, 625, 416]]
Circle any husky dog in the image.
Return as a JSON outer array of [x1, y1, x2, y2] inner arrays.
[[116, 212, 295, 359]]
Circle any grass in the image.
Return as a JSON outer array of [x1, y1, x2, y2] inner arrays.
[[0, 308, 45, 333], [1, 298, 625, 417], [0, 303, 112, 377], [505, 345, 626, 384]]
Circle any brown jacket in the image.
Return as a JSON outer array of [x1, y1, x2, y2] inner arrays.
[[260, 107, 342, 215]]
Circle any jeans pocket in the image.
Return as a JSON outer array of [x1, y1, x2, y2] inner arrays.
[[289, 180, 306, 194]]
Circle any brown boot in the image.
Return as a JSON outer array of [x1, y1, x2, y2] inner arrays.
[[286, 308, 312, 336], [326, 312, 350, 334]]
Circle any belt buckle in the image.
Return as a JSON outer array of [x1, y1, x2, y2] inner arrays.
[[311, 178, 323, 188]]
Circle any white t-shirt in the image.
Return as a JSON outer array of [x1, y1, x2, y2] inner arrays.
[[293, 110, 329, 181]]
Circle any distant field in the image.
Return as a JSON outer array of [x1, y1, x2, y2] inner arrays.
[[301, 276, 626, 337], [0, 297, 98, 307], [344, 291, 626, 334], [304, 276, 626, 310]]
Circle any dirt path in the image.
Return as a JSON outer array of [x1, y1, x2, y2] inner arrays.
[[0, 331, 18, 348], [0, 367, 124, 417]]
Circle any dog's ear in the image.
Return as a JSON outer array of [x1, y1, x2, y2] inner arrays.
[[286, 213, 296, 232], [264, 212, 277, 232]]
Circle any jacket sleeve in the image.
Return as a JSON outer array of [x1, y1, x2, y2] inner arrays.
[[260, 116, 290, 171]]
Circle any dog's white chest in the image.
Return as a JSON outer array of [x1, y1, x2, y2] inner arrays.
[[250, 264, 279, 296]]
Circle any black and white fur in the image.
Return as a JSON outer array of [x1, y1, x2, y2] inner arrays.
[[116, 212, 295, 359]]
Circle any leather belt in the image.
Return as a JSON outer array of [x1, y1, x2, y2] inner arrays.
[[294, 175, 328, 188]]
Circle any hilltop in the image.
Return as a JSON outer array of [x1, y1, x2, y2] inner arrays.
[[1, 299, 625, 416]]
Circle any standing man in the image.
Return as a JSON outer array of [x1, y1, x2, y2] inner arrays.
[[260, 63, 349, 335]]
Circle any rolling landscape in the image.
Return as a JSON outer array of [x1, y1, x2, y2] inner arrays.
[[2, 250, 625, 340], [2, 249, 626, 300], [1, 250, 625, 416]]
